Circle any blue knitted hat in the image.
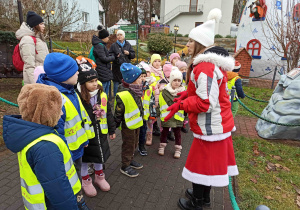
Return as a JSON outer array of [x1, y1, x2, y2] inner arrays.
[[43, 53, 78, 83], [120, 63, 142, 83]]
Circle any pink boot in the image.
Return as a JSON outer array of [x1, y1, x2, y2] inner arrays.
[[82, 178, 97, 197], [94, 174, 110, 191]]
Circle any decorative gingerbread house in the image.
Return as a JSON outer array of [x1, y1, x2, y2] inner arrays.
[[233, 48, 252, 78]]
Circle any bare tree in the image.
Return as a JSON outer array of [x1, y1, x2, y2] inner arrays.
[[232, 0, 247, 23]]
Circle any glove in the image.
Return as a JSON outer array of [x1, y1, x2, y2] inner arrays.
[[164, 100, 181, 122], [174, 91, 188, 103]]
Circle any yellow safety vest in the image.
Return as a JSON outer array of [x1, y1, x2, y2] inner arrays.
[[62, 93, 95, 151], [151, 72, 163, 82], [142, 88, 152, 120], [18, 134, 81, 210], [227, 76, 240, 101], [99, 92, 108, 134], [115, 91, 143, 129], [159, 92, 184, 122]]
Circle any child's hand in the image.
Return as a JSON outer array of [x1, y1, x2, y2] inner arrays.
[[84, 144, 88, 147], [109, 134, 116, 140]]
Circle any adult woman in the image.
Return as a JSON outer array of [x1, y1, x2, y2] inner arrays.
[[109, 30, 135, 95], [164, 9, 238, 210], [15, 11, 49, 85]]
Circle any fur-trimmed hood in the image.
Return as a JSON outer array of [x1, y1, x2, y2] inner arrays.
[[193, 52, 235, 72]]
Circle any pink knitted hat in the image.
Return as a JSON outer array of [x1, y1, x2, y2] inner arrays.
[[170, 53, 180, 63], [163, 62, 173, 78], [175, 61, 187, 70]]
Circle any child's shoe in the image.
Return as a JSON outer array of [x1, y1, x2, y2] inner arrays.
[[82, 178, 97, 197], [94, 173, 110, 191], [138, 144, 148, 156], [120, 166, 139, 178], [77, 195, 91, 210], [145, 133, 153, 145], [158, 143, 167, 156], [174, 145, 182, 159]]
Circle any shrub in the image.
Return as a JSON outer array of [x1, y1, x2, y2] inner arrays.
[[225, 35, 233, 38], [177, 33, 183, 37], [184, 34, 189, 37], [147, 34, 173, 54], [0, 31, 18, 45], [167, 33, 174, 36], [215, 34, 223, 38]]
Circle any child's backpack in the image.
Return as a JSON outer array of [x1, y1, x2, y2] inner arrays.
[[12, 36, 37, 72], [88, 43, 104, 63]]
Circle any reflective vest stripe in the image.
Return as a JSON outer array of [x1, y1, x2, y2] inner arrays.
[[64, 114, 82, 128], [126, 116, 143, 127], [143, 100, 150, 105], [64, 157, 73, 172], [161, 111, 170, 118], [159, 92, 184, 122], [66, 125, 86, 144], [160, 104, 169, 112], [175, 112, 184, 118], [124, 108, 140, 119], [20, 178, 43, 195], [69, 172, 80, 188], [23, 198, 45, 210]]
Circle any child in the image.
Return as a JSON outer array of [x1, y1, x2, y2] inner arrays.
[[3, 84, 80, 209], [76, 62, 116, 197], [170, 53, 181, 66], [156, 70, 186, 158], [114, 63, 144, 177], [37, 53, 93, 210]]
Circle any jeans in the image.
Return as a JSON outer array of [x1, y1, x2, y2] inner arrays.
[[139, 120, 147, 145], [102, 81, 111, 97], [113, 81, 119, 96]]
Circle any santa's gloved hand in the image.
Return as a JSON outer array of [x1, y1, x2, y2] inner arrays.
[[174, 91, 188, 103], [164, 100, 181, 122]]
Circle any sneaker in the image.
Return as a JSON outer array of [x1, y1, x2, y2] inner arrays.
[[181, 126, 188, 133], [77, 195, 91, 210], [120, 166, 139, 178], [138, 144, 148, 156], [130, 160, 143, 169], [167, 131, 175, 141]]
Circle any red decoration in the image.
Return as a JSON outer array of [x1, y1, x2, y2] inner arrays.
[[246, 39, 261, 56], [293, 3, 300, 20], [102, 97, 107, 107]]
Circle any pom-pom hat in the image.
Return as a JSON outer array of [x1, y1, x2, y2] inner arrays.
[[120, 63, 142, 84], [169, 69, 183, 84]]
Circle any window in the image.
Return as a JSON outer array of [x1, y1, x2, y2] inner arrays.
[[195, 22, 203, 27], [246, 39, 261, 59], [82, 12, 89, 23], [190, 0, 198, 12], [293, 3, 300, 20]]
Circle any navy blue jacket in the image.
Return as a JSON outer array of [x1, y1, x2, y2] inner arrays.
[[235, 78, 245, 99], [3, 115, 78, 210], [37, 73, 89, 161]]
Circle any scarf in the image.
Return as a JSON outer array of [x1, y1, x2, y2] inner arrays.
[[150, 65, 164, 79], [117, 40, 125, 48], [76, 83, 99, 106], [129, 84, 143, 97], [164, 83, 186, 97]]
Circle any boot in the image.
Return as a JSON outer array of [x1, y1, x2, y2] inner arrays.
[[167, 130, 175, 141], [145, 133, 153, 146], [82, 177, 97, 197], [178, 197, 203, 210], [186, 187, 211, 207], [94, 174, 110, 192], [158, 143, 167, 156], [174, 145, 182, 159], [153, 121, 161, 136]]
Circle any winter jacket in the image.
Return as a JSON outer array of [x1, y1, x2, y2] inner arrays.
[[37, 74, 89, 161], [182, 47, 235, 137], [114, 82, 143, 130], [154, 78, 169, 106], [109, 41, 135, 83], [92, 35, 115, 82], [157, 88, 184, 128], [76, 89, 116, 164], [3, 115, 78, 210], [15, 22, 49, 85]]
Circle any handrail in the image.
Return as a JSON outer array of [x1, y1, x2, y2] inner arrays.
[[162, 5, 203, 24]]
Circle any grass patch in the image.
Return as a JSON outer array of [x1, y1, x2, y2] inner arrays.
[[237, 86, 273, 117], [52, 40, 91, 52], [233, 136, 300, 209]]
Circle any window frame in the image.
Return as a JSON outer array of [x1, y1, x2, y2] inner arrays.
[[246, 39, 262, 59]]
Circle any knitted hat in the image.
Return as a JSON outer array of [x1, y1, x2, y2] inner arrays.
[[175, 61, 187, 70], [44, 53, 78, 83], [189, 8, 222, 47], [120, 63, 142, 83], [98, 25, 109, 39], [26, 11, 44, 28], [78, 62, 99, 85], [150, 54, 161, 65], [163, 62, 173, 78], [233, 60, 241, 72], [117, 29, 125, 38], [169, 69, 183, 84], [170, 53, 180, 63], [17, 84, 62, 127], [139, 61, 151, 72]]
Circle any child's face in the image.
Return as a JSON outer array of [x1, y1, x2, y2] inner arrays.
[[141, 74, 146, 83], [172, 57, 179, 66], [102, 37, 109, 43], [146, 71, 151, 77], [85, 78, 98, 92], [180, 67, 187, 73], [62, 71, 79, 85], [132, 75, 142, 85], [171, 79, 181, 89], [152, 59, 161, 69]]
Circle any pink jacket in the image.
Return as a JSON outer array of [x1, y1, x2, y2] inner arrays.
[[154, 78, 169, 106]]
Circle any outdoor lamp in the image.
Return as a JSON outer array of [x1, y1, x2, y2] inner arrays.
[[51, 10, 55, 15], [174, 25, 179, 32], [41, 10, 46, 14]]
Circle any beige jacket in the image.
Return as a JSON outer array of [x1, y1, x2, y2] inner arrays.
[[15, 22, 49, 85]]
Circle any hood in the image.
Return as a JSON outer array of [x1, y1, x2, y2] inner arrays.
[[92, 35, 106, 46], [193, 50, 235, 72], [15, 22, 35, 40], [3, 115, 55, 153], [227, 71, 239, 81], [36, 73, 75, 94]]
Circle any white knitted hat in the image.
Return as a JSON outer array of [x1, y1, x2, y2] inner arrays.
[[189, 8, 222, 47], [169, 69, 183, 84], [117, 29, 125, 38]]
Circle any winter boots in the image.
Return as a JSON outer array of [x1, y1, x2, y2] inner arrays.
[[185, 187, 211, 207], [82, 174, 110, 197], [178, 197, 203, 210], [94, 174, 110, 191], [174, 145, 182, 159], [145, 133, 152, 146], [158, 143, 167, 156]]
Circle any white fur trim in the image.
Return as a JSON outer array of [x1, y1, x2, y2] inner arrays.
[[182, 167, 238, 187], [228, 165, 239, 176], [193, 53, 235, 72], [207, 8, 222, 22], [193, 126, 236, 141]]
